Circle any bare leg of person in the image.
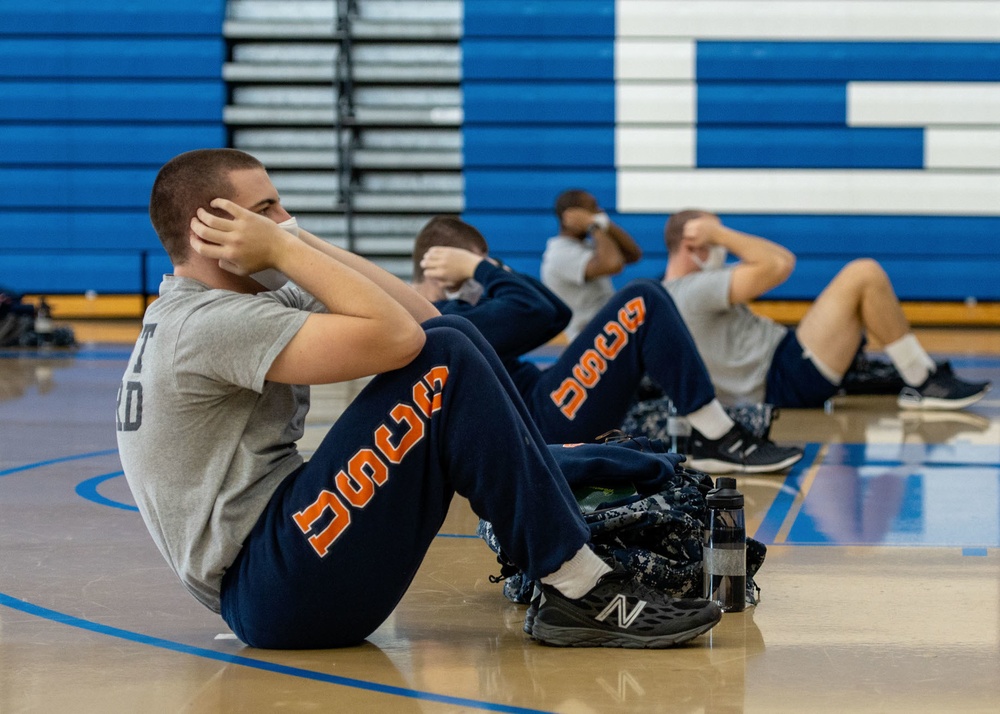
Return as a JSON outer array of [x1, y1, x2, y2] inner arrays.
[[795, 259, 913, 380]]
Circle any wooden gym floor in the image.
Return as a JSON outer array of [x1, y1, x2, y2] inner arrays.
[[1, 321, 998, 713]]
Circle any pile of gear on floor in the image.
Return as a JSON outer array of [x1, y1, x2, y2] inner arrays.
[[481, 353, 922, 611], [480, 435, 767, 610], [0, 287, 76, 348]]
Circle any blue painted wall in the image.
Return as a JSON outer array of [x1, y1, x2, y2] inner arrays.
[[462, 0, 1000, 301], [0, 1, 227, 295]]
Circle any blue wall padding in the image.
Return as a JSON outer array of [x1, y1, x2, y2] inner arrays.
[[696, 128, 924, 169], [6, 0, 224, 34], [698, 42, 1000, 81], [464, 0, 614, 38], [464, 127, 615, 168], [462, 0, 1000, 301], [463, 40, 614, 79], [698, 84, 848, 125], [0, 0, 226, 295], [0, 126, 227, 166], [464, 83, 615, 123]]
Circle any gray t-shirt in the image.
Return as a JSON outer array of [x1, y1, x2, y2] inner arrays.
[[115, 276, 318, 612], [540, 235, 615, 340], [664, 268, 788, 405]]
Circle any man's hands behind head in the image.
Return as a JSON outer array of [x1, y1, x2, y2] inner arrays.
[[191, 198, 297, 275], [561, 206, 598, 234], [189, 198, 296, 276], [681, 214, 723, 249], [419, 246, 485, 290]]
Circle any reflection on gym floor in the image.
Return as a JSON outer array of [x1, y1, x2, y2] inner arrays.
[[2, 339, 998, 713]]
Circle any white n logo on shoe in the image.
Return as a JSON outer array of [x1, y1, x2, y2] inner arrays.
[[595, 595, 647, 628]]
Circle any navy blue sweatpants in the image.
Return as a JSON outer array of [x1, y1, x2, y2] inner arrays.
[[219, 315, 589, 649], [523, 280, 717, 443]]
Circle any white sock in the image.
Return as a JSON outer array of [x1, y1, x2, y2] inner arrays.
[[685, 399, 734, 439], [540, 545, 612, 599], [883, 333, 936, 387]]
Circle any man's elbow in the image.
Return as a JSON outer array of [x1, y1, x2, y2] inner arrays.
[[388, 322, 426, 368], [586, 257, 624, 280], [777, 253, 796, 281]]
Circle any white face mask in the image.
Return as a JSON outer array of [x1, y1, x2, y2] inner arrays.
[[691, 245, 727, 271], [251, 217, 299, 291], [444, 278, 484, 305]]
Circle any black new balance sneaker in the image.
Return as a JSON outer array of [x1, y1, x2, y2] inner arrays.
[[686, 423, 803, 474], [529, 565, 721, 648], [524, 583, 542, 635], [897, 369, 990, 410]]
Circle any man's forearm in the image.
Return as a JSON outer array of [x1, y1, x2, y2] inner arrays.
[[299, 230, 440, 322], [585, 231, 626, 278], [607, 224, 642, 264], [711, 224, 794, 267]]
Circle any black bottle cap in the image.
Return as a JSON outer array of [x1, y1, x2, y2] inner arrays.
[[706, 476, 744, 508]]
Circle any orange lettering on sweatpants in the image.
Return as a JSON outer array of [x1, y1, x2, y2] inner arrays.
[[550, 296, 647, 423], [551, 377, 587, 420], [294, 366, 449, 558], [423, 366, 449, 415], [292, 489, 352, 557], [375, 403, 426, 464], [571, 349, 607, 387], [619, 297, 646, 333], [336, 448, 390, 509], [412, 366, 449, 417], [596, 321, 628, 359]]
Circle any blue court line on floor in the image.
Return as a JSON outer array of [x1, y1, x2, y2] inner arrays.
[[0, 449, 119, 478], [520, 354, 1000, 369], [835, 443, 1000, 468], [849, 458, 1000, 469], [4, 452, 485, 540], [70, 471, 480, 538], [963, 548, 989, 556], [753, 442, 823, 545], [0, 593, 551, 714], [947, 357, 1000, 368], [0, 349, 131, 360], [75, 471, 138, 512]]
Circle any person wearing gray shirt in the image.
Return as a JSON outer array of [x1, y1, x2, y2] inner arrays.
[[115, 149, 723, 651], [541, 189, 642, 340], [662, 210, 989, 410]]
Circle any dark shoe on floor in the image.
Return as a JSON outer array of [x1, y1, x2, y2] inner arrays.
[[524, 583, 542, 635], [841, 354, 955, 396], [529, 564, 721, 648], [839, 353, 906, 395], [686, 424, 803, 474], [897, 370, 990, 410]]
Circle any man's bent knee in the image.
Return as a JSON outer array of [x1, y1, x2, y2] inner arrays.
[[838, 258, 889, 286]]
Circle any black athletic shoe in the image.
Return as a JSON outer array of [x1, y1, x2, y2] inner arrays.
[[840, 354, 955, 396], [897, 369, 990, 410], [839, 353, 907, 395], [686, 424, 803, 474], [529, 564, 721, 648], [524, 583, 542, 635]]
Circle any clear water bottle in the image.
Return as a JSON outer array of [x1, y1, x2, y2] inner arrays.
[[703, 476, 746, 612]]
